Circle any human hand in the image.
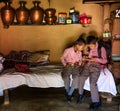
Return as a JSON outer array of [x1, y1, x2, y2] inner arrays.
[[89, 58, 96, 62], [82, 58, 91, 62], [74, 62, 79, 67], [65, 63, 71, 68], [74, 62, 79, 65]]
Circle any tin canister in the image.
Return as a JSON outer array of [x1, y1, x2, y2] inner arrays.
[[69, 11, 79, 24], [58, 12, 67, 24]]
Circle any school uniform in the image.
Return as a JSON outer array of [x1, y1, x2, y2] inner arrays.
[[78, 43, 107, 103], [61, 47, 82, 96]]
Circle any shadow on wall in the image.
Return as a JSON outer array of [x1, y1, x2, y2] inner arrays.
[[62, 33, 87, 51], [77, 33, 87, 41], [61, 31, 99, 52], [88, 30, 99, 37], [62, 36, 75, 52]]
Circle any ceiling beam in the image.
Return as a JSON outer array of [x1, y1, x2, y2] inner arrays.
[[83, 0, 120, 4]]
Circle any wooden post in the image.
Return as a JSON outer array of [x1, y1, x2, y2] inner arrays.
[[118, 104, 120, 111], [100, 92, 113, 103], [103, 4, 111, 31], [3, 89, 10, 105]]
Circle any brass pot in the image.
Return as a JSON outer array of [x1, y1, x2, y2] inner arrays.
[[16, 1, 29, 25], [1, 1, 15, 28], [45, 16, 57, 25], [30, 1, 44, 24], [45, 8, 56, 17]]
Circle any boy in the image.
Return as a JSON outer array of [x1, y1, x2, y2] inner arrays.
[[61, 38, 86, 102], [77, 36, 108, 109]]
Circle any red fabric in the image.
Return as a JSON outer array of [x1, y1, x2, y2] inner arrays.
[[15, 64, 32, 73]]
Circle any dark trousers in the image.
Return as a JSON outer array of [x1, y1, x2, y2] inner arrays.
[[61, 66, 80, 93], [78, 63, 101, 102]]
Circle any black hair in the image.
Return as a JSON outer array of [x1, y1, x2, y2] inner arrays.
[[73, 37, 86, 46], [86, 36, 98, 45], [98, 39, 112, 64]]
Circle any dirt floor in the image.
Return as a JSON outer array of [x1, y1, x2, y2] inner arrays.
[[0, 86, 120, 111]]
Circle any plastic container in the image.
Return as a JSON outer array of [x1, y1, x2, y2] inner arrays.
[[58, 12, 67, 24]]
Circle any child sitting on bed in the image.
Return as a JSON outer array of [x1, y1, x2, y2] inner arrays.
[[61, 38, 86, 102], [77, 36, 109, 109]]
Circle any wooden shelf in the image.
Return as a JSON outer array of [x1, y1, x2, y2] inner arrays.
[[11, 23, 81, 26], [3, 22, 91, 28], [113, 39, 120, 41]]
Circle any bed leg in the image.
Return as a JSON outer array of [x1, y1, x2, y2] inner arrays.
[[106, 97, 112, 102], [100, 92, 113, 103], [106, 93, 113, 103], [3, 89, 10, 105], [118, 104, 120, 111]]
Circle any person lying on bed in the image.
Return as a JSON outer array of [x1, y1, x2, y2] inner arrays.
[[61, 38, 86, 102], [77, 36, 109, 109]]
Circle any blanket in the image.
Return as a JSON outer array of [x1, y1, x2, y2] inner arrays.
[[0, 64, 117, 96]]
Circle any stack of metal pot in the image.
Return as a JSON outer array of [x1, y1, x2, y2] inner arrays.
[[44, 8, 57, 25]]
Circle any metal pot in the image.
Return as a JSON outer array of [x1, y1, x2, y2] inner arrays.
[[1, 1, 15, 28], [45, 16, 57, 25], [30, 1, 44, 24], [45, 8, 56, 17], [16, 1, 29, 25]]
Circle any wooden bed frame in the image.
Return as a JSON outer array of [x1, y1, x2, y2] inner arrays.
[[3, 88, 114, 105], [0, 64, 117, 105]]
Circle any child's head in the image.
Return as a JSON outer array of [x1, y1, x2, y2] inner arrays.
[[86, 36, 98, 50], [73, 38, 86, 51]]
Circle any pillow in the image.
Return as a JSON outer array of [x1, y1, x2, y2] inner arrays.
[[27, 50, 50, 65], [27, 53, 49, 63]]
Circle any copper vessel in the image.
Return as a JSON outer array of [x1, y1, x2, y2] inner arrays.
[[45, 16, 57, 25], [45, 8, 56, 17], [30, 1, 44, 24], [1, 1, 15, 28], [16, 1, 29, 25]]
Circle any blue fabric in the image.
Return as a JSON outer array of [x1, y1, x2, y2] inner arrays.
[[68, 87, 75, 96]]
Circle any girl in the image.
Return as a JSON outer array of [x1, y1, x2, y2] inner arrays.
[[61, 38, 86, 102], [77, 36, 108, 109]]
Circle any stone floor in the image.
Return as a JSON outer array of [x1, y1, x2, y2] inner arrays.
[[0, 86, 120, 111]]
